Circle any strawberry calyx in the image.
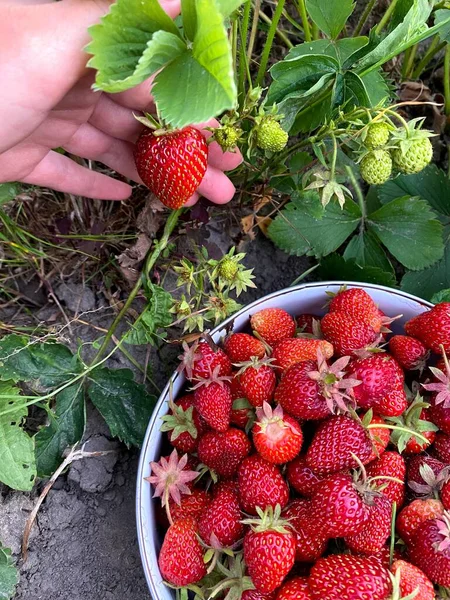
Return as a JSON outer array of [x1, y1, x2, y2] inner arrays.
[[190, 365, 232, 390], [234, 356, 276, 375], [255, 401, 301, 439], [422, 348, 450, 408], [177, 340, 204, 381], [241, 504, 292, 534], [387, 394, 438, 454], [350, 452, 400, 505], [434, 511, 450, 553], [352, 334, 386, 359], [160, 399, 198, 441], [209, 554, 255, 600], [307, 349, 361, 413], [145, 449, 198, 524], [388, 568, 422, 600], [408, 464, 450, 499]]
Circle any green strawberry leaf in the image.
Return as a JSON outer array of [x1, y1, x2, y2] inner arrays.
[[367, 196, 444, 271], [86, 0, 182, 93], [431, 289, 450, 303], [125, 283, 173, 345], [35, 383, 86, 478], [343, 229, 394, 274], [88, 368, 157, 447], [401, 235, 450, 300], [151, 0, 237, 127], [435, 8, 450, 43], [0, 381, 36, 491], [181, 0, 197, 40], [378, 165, 450, 216], [0, 543, 19, 600], [359, 69, 390, 106], [0, 183, 20, 207], [268, 191, 361, 258], [305, 0, 355, 39], [356, 0, 434, 74], [318, 254, 397, 287], [281, 37, 368, 66], [0, 335, 81, 387]]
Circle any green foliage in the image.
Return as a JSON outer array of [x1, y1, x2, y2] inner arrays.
[[431, 289, 450, 303], [0, 183, 20, 207], [435, 8, 450, 42], [401, 239, 450, 300], [0, 543, 19, 600], [87, 0, 243, 127], [35, 383, 86, 478], [305, 0, 355, 39], [319, 254, 397, 287], [125, 283, 173, 345], [88, 368, 156, 447], [0, 381, 36, 491]]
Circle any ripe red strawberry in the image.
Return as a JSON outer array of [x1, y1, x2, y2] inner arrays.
[[396, 498, 444, 545], [350, 354, 400, 407], [405, 302, 450, 354], [237, 455, 289, 514], [366, 451, 406, 508], [310, 473, 370, 537], [158, 516, 206, 586], [250, 308, 296, 346], [275, 355, 359, 421], [344, 493, 392, 554], [198, 482, 243, 547], [272, 338, 333, 372], [320, 311, 378, 356], [366, 413, 391, 462], [243, 592, 276, 600], [429, 399, 450, 434], [306, 415, 373, 474], [408, 512, 450, 586], [238, 358, 276, 407], [407, 454, 447, 498], [328, 287, 383, 332], [243, 505, 296, 593], [361, 545, 402, 570], [275, 577, 312, 600], [387, 391, 437, 455], [434, 432, 450, 462], [283, 500, 328, 562], [286, 455, 327, 497], [169, 487, 210, 522], [179, 340, 232, 382], [194, 376, 232, 432], [296, 313, 320, 334], [389, 335, 429, 371], [309, 554, 391, 600], [253, 402, 303, 464], [134, 126, 208, 209], [197, 428, 251, 478], [230, 376, 254, 429], [223, 332, 266, 363], [160, 394, 207, 453], [391, 559, 435, 600], [442, 480, 450, 509]]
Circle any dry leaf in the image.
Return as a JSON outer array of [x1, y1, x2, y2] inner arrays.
[[399, 82, 445, 133], [136, 194, 166, 238], [117, 233, 152, 284], [256, 215, 273, 238], [240, 214, 256, 240]]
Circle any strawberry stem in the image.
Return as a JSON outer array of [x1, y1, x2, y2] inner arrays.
[[389, 500, 397, 566], [367, 423, 429, 445]]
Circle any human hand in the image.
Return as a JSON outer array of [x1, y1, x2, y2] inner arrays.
[[0, 0, 242, 204]]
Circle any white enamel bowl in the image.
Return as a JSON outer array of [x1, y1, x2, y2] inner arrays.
[[136, 281, 433, 599]]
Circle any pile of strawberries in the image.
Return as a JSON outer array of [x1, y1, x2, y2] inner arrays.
[[146, 288, 450, 600]]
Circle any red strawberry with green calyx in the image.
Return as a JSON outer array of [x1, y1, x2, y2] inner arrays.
[[192, 366, 233, 432], [236, 357, 277, 407], [243, 504, 296, 594], [271, 338, 333, 372], [198, 481, 243, 547], [250, 308, 296, 346], [134, 125, 208, 209], [390, 559, 435, 600], [308, 554, 391, 600], [160, 394, 207, 453], [253, 402, 303, 464], [396, 498, 444, 546], [179, 339, 232, 382], [344, 493, 393, 555], [389, 335, 429, 371], [158, 516, 207, 586], [387, 394, 437, 455], [366, 451, 406, 508], [407, 455, 449, 499], [327, 287, 383, 332], [405, 302, 450, 354], [237, 454, 289, 515], [223, 332, 267, 363], [296, 313, 320, 335], [408, 511, 450, 586], [197, 427, 251, 479]]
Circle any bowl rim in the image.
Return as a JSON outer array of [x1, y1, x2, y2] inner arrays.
[[136, 280, 433, 597]]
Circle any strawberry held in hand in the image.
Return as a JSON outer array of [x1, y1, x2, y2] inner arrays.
[[134, 125, 208, 209]]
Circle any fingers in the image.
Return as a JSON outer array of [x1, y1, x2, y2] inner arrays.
[[197, 166, 236, 205], [90, 95, 146, 143], [184, 192, 201, 207], [63, 123, 142, 183], [21, 150, 132, 200]]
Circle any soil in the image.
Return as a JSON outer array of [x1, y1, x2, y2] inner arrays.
[[0, 224, 311, 600]]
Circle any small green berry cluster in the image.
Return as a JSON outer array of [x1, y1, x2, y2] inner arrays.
[[171, 248, 256, 332], [359, 118, 434, 186]]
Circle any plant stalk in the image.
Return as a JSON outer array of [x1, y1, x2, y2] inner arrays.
[[402, 44, 418, 80], [444, 44, 450, 116], [295, 0, 311, 42], [258, 9, 293, 49], [353, 0, 377, 37], [411, 36, 445, 80], [256, 0, 288, 86], [238, 0, 252, 103], [246, 0, 262, 64], [375, 0, 400, 35]]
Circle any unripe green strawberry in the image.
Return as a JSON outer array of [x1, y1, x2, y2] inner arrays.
[[364, 122, 390, 149], [215, 125, 241, 152], [392, 137, 433, 174], [218, 257, 238, 281], [256, 117, 288, 152], [360, 149, 392, 185]]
